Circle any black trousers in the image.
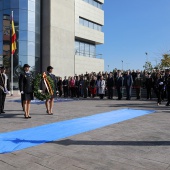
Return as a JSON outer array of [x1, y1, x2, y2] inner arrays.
[[126, 86, 132, 99], [166, 89, 170, 105], [146, 88, 152, 99], [0, 89, 3, 112], [0, 89, 6, 112], [136, 88, 141, 99], [1, 92, 6, 111], [63, 86, 68, 97], [108, 87, 113, 99], [117, 87, 122, 99]]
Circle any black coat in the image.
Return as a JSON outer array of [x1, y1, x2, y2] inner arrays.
[[124, 74, 133, 86], [19, 72, 34, 93]]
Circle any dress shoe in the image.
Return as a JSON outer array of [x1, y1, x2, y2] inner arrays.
[[1, 110, 5, 113]]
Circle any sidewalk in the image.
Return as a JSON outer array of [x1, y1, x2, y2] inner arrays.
[[0, 97, 170, 170]]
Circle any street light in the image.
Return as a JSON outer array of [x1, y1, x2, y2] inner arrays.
[[145, 52, 148, 62], [121, 60, 124, 97], [121, 60, 123, 72]]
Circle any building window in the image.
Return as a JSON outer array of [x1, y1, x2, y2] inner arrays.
[[82, 0, 102, 9], [79, 17, 102, 32], [75, 40, 96, 58]]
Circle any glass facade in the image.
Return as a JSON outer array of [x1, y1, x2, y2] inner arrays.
[[75, 40, 96, 58], [79, 17, 102, 32], [82, 0, 102, 9], [0, 0, 41, 89]]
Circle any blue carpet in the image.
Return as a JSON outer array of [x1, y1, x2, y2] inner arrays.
[[0, 109, 155, 154]]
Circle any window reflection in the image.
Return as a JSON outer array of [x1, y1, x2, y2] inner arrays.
[[0, 31, 2, 41], [83, 0, 102, 9], [28, 41, 35, 56], [28, 0, 35, 12], [11, 0, 19, 9], [79, 17, 102, 32], [75, 40, 96, 58], [28, 31, 35, 41], [28, 11, 35, 32], [0, 41, 2, 54], [1, 0, 41, 76], [19, 9, 28, 30], [0, 12, 2, 30], [0, 0, 3, 10], [19, 30, 27, 40], [19, 0, 28, 10], [19, 41, 27, 55], [3, 0, 10, 9], [35, 42, 40, 57]]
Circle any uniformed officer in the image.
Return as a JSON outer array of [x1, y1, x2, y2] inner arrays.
[[0, 66, 10, 113], [45, 66, 57, 115], [0, 67, 5, 114], [19, 64, 34, 118]]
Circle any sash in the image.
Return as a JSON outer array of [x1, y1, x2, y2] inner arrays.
[[42, 72, 54, 95]]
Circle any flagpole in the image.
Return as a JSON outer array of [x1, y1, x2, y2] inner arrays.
[[11, 11, 13, 96]]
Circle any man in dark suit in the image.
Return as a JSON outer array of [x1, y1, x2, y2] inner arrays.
[[107, 73, 114, 99], [0, 67, 5, 114], [0, 66, 10, 113], [124, 71, 133, 100], [115, 71, 124, 100]]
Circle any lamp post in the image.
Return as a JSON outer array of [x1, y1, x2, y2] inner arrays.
[[121, 60, 123, 97], [126, 63, 129, 70], [121, 60, 123, 72], [145, 52, 148, 62]]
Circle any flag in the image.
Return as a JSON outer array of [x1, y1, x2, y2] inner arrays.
[[11, 16, 16, 54]]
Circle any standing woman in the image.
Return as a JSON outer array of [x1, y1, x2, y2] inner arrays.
[[19, 64, 34, 118], [97, 76, 105, 99], [45, 66, 57, 114]]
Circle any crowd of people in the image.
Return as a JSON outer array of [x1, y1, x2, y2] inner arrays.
[[56, 69, 170, 106], [1, 65, 170, 118]]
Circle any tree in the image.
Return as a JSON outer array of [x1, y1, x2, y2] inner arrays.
[[143, 61, 153, 72], [160, 54, 170, 69]]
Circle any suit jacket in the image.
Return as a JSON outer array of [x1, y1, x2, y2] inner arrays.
[[124, 74, 133, 87], [19, 72, 34, 93], [0, 74, 5, 91]]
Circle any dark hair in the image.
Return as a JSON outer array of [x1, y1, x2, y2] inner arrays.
[[47, 66, 53, 71]]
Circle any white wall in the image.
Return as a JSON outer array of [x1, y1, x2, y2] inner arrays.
[[75, 55, 104, 75], [75, 0, 104, 44], [42, 0, 75, 78]]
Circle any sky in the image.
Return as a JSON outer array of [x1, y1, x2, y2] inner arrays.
[[97, 0, 170, 72]]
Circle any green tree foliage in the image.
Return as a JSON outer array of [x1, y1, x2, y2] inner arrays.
[[143, 61, 153, 72], [160, 54, 170, 68]]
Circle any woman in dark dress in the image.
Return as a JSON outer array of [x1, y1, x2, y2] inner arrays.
[[45, 66, 57, 114], [19, 64, 34, 118]]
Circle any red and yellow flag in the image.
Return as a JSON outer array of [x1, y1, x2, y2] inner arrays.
[[11, 17, 16, 54]]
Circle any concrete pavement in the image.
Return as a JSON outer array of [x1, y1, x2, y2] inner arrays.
[[0, 95, 170, 170]]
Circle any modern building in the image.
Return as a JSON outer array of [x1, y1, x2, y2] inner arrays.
[[0, 0, 104, 87]]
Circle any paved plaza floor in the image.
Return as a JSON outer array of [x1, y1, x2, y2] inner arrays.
[[0, 95, 170, 170]]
